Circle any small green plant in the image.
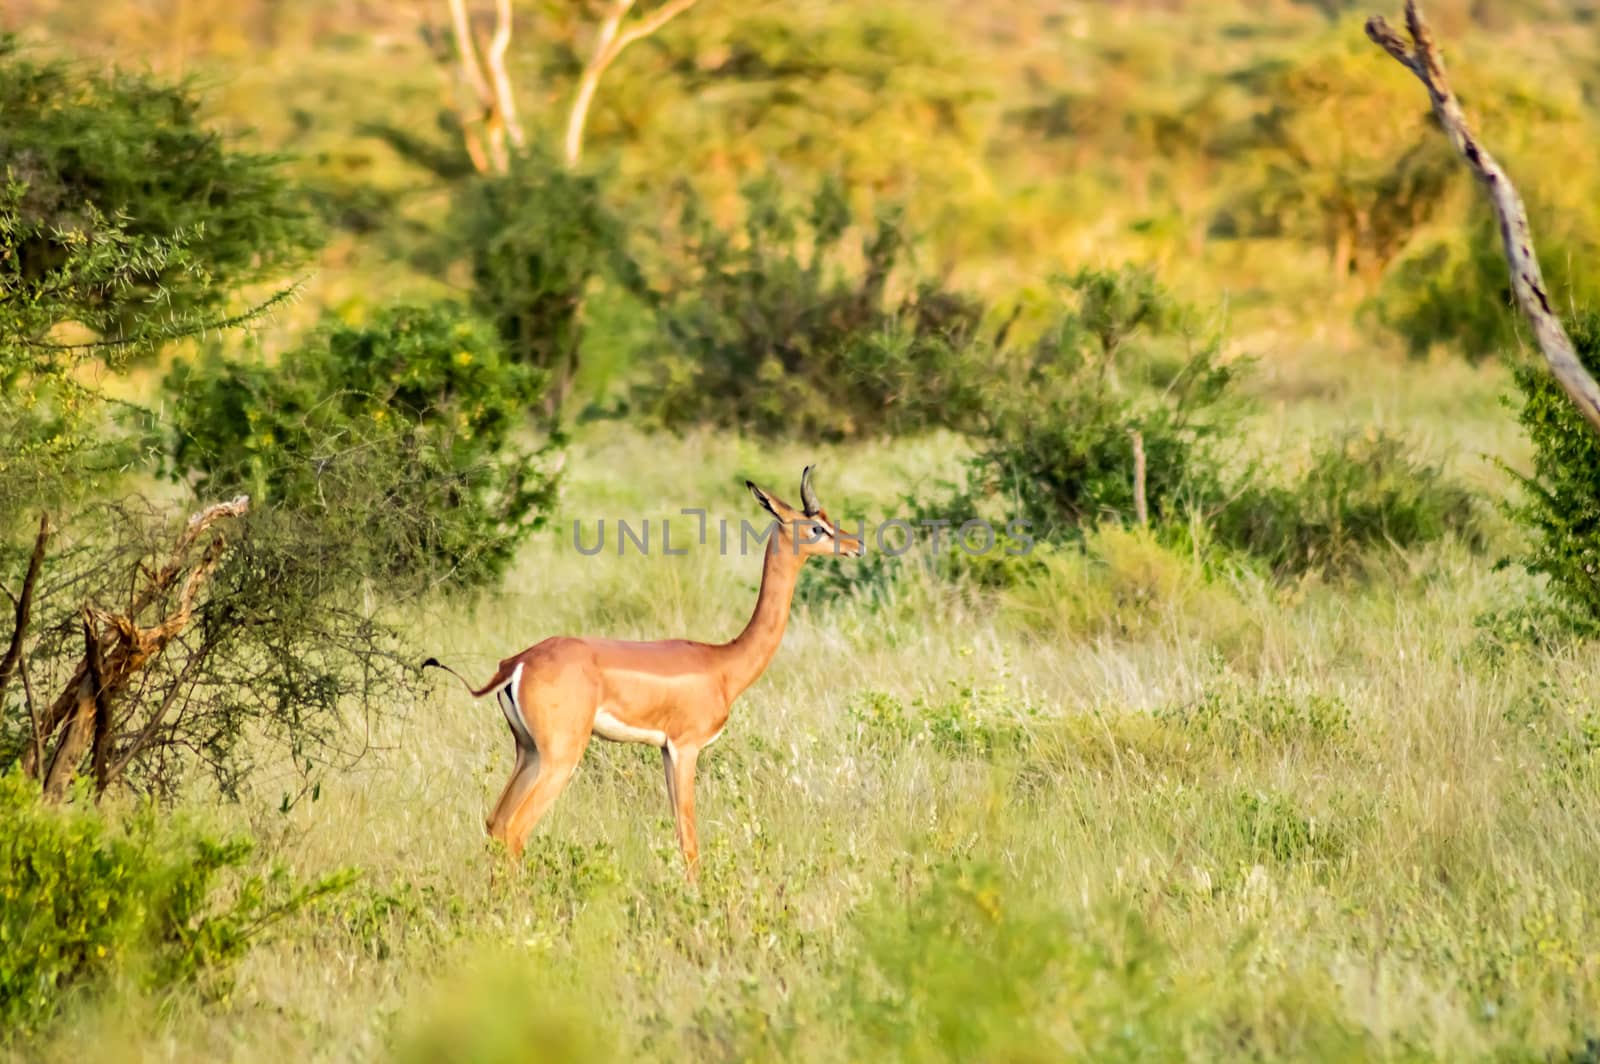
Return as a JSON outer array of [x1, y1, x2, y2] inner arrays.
[[0, 771, 352, 1036], [1156, 680, 1354, 757], [1060, 263, 1180, 363], [1503, 678, 1600, 791], [337, 880, 457, 962], [1214, 428, 1481, 577], [847, 685, 1036, 760], [1502, 310, 1600, 624], [1228, 788, 1345, 865], [165, 302, 561, 589]]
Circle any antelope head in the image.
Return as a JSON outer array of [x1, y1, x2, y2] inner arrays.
[[746, 465, 864, 558]]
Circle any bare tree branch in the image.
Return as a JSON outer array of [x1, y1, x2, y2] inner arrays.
[[447, 0, 494, 104], [19, 650, 42, 777], [433, 0, 698, 172], [486, 0, 526, 155], [1131, 430, 1148, 528], [106, 641, 209, 788], [1366, 1, 1600, 436], [445, 0, 506, 174], [614, 0, 700, 52], [565, 0, 634, 170], [0, 512, 49, 709], [43, 668, 96, 802], [564, 0, 700, 167]]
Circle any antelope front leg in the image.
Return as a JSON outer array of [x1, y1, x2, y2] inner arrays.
[[665, 743, 702, 882], [661, 745, 679, 821]]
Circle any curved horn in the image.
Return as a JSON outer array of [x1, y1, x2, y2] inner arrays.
[[800, 464, 821, 515]]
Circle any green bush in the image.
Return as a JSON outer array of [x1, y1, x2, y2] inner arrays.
[[1156, 680, 1353, 756], [965, 350, 1239, 540], [450, 154, 639, 414], [641, 176, 992, 439], [165, 302, 560, 589], [1214, 429, 1482, 577], [846, 685, 1037, 761], [0, 770, 351, 1036], [892, 271, 1476, 587], [915, 266, 1238, 548], [1061, 262, 1181, 363], [1503, 311, 1600, 623], [1226, 787, 1347, 865]]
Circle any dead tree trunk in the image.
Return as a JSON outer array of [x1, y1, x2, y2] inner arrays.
[[1365, 1, 1600, 436], [23, 495, 249, 801], [42, 618, 106, 803]]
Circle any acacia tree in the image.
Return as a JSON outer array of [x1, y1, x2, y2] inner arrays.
[[561, 0, 701, 167], [0, 38, 318, 512], [0, 47, 418, 803], [425, 2, 698, 414]]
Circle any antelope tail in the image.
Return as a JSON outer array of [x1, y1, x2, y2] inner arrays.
[[421, 657, 515, 699]]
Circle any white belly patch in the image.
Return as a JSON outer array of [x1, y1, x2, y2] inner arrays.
[[592, 708, 667, 747]]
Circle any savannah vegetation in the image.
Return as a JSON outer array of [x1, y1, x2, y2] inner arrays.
[[3, 0, 1600, 1059]]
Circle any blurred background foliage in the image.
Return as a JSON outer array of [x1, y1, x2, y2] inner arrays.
[[8, 0, 1597, 380]]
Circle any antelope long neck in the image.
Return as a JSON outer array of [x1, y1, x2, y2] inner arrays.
[[717, 536, 804, 698]]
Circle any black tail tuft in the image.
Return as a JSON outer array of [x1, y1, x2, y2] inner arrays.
[[421, 655, 496, 697]]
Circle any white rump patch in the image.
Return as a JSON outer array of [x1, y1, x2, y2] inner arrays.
[[498, 663, 536, 748], [592, 708, 668, 748]]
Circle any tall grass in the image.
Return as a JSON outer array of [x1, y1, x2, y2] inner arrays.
[[14, 357, 1600, 1063]]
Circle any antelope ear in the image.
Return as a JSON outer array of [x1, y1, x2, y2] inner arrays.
[[746, 480, 781, 517]]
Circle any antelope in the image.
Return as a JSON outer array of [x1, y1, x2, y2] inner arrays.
[[424, 466, 862, 880]]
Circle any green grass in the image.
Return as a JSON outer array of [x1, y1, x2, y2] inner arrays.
[[15, 352, 1600, 1061]]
